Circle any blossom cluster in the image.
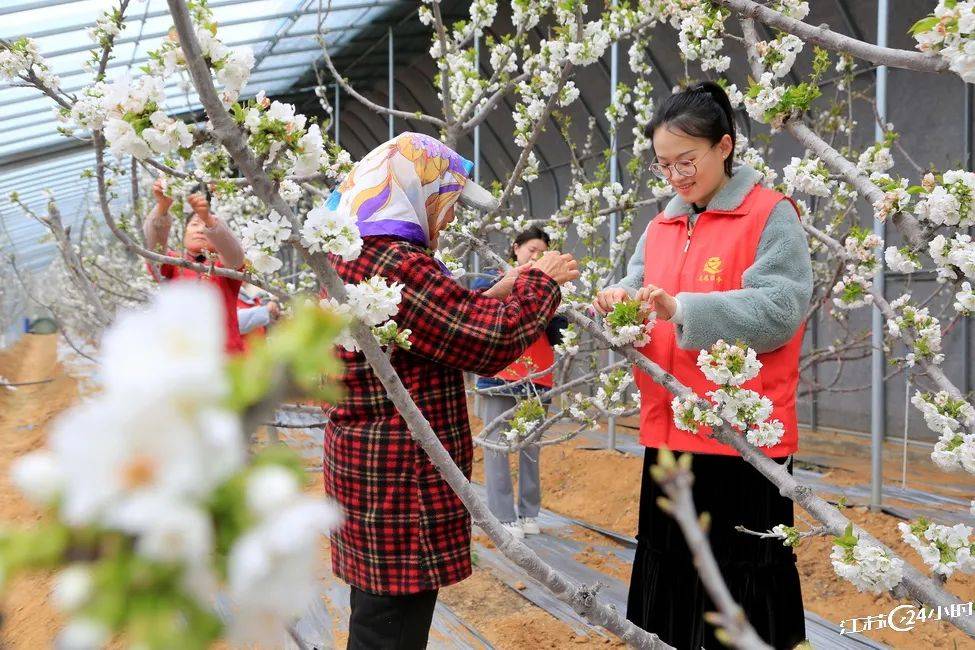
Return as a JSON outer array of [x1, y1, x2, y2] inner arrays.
[[755, 33, 804, 79], [299, 196, 363, 261], [670, 341, 786, 448], [929, 232, 975, 283], [899, 519, 975, 578], [783, 156, 834, 197], [241, 210, 293, 274], [502, 398, 547, 443], [870, 173, 912, 222], [321, 276, 407, 352], [884, 246, 922, 274], [830, 526, 905, 594], [101, 75, 193, 159], [0, 37, 60, 92], [671, 395, 723, 432], [887, 293, 944, 367], [914, 170, 975, 228], [144, 3, 254, 106], [8, 284, 342, 647], [603, 299, 654, 347], [911, 1, 975, 83], [736, 136, 778, 185], [743, 72, 786, 125], [832, 227, 882, 310], [697, 340, 762, 386], [856, 143, 895, 175], [913, 390, 975, 473], [235, 93, 351, 179], [593, 368, 636, 418], [662, 1, 731, 73]]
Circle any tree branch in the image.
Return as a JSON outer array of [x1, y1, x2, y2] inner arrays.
[[167, 2, 670, 645], [715, 0, 947, 74]]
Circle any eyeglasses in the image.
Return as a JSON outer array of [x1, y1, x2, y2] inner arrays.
[[649, 145, 718, 180]]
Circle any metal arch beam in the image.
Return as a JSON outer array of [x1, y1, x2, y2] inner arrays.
[[2, 29, 434, 101], [31, 16, 406, 64], [339, 95, 390, 151], [0, 138, 90, 171], [341, 5, 421, 78], [22, 0, 411, 41], [0, 155, 94, 186], [331, 105, 374, 154], [0, 181, 91, 205], [0, 172, 94, 199]]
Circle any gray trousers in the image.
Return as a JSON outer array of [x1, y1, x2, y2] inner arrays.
[[478, 394, 541, 522]]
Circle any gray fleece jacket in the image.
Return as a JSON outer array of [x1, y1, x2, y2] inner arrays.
[[609, 166, 813, 353]]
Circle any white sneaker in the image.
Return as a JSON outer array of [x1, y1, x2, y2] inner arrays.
[[501, 521, 525, 539], [519, 517, 540, 535]]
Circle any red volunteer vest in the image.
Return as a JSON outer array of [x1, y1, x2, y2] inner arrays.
[[634, 184, 803, 457], [150, 253, 245, 354], [495, 336, 555, 388]]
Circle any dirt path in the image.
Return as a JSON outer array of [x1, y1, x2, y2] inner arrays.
[[5, 336, 975, 648], [0, 335, 79, 649], [472, 432, 975, 648]]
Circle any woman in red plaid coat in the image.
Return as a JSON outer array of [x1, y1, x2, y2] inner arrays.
[[322, 133, 579, 649]]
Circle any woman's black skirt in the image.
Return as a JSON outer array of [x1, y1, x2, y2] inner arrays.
[[626, 447, 806, 649]]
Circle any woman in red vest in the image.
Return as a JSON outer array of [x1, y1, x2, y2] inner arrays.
[[145, 178, 247, 354], [471, 226, 568, 539], [595, 82, 812, 649]]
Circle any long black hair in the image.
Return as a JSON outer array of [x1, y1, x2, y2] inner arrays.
[[646, 81, 736, 176], [510, 226, 550, 260]]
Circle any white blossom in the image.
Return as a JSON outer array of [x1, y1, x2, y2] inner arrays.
[[696, 340, 761, 387], [52, 566, 93, 613], [830, 537, 904, 594], [300, 200, 363, 261], [899, 519, 975, 577]]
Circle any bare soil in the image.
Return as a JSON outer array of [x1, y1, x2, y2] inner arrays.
[[0, 335, 78, 649], [4, 336, 975, 648]]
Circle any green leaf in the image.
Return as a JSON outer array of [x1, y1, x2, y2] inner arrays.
[[909, 16, 940, 35]]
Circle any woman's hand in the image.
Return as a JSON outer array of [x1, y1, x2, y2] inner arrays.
[[637, 285, 678, 321], [593, 288, 629, 315], [187, 193, 216, 228], [267, 300, 281, 321], [531, 251, 580, 285], [152, 178, 173, 213], [481, 264, 530, 299]]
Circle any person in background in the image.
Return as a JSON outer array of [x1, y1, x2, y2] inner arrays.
[[471, 226, 568, 539], [237, 282, 281, 339], [322, 132, 579, 650], [594, 82, 812, 649], [145, 178, 247, 354]]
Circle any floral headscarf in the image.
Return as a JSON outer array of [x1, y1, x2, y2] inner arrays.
[[325, 132, 475, 248]]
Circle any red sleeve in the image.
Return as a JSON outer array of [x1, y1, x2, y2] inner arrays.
[[392, 251, 561, 376]]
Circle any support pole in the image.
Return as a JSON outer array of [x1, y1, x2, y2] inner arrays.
[[388, 26, 394, 141], [870, 0, 889, 510], [606, 18, 619, 452], [964, 81, 973, 398], [472, 36, 482, 282], [472, 36, 482, 416]]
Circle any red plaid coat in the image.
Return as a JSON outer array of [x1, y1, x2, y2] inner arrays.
[[322, 236, 561, 595]]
